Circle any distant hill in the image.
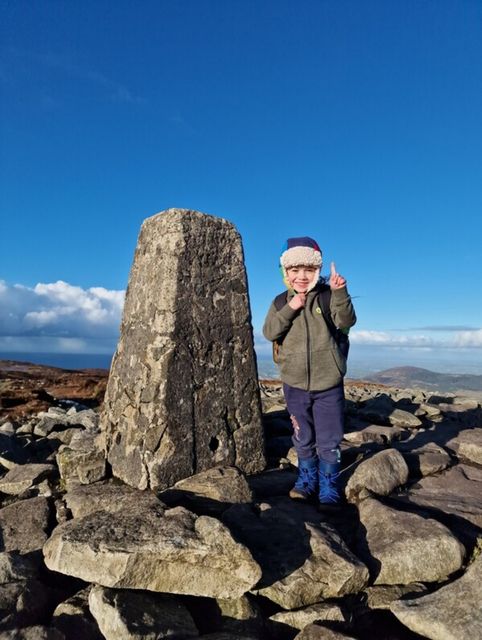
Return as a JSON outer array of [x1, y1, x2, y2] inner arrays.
[[364, 366, 482, 394]]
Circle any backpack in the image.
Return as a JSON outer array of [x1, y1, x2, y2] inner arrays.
[[271, 284, 350, 363]]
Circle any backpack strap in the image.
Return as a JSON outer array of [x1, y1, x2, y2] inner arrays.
[[273, 291, 288, 311]]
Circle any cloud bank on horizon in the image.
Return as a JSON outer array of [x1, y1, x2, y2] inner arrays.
[[0, 280, 124, 354]]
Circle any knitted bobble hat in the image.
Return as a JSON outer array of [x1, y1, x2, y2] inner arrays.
[[280, 236, 322, 292]]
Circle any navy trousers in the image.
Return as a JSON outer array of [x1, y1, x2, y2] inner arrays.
[[283, 383, 345, 464]]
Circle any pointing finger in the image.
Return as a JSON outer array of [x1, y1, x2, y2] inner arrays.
[[330, 262, 337, 277]]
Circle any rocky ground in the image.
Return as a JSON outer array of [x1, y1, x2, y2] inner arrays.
[[0, 364, 481, 639]]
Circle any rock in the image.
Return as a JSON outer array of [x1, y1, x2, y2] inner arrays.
[[56, 431, 106, 487], [391, 553, 482, 639], [100, 209, 265, 491], [160, 466, 253, 515], [362, 583, 427, 609], [0, 578, 52, 629], [64, 481, 162, 519], [345, 449, 409, 502], [52, 588, 103, 640], [358, 394, 395, 423], [294, 624, 357, 640], [222, 499, 369, 609], [448, 428, 482, 464], [0, 434, 29, 469], [343, 424, 408, 445], [398, 442, 451, 477], [0, 552, 39, 583], [216, 595, 265, 637], [0, 423, 15, 435], [0, 463, 56, 495], [269, 602, 345, 631], [88, 584, 199, 639], [400, 464, 482, 529], [357, 498, 465, 585], [0, 627, 65, 640], [0, 497, 50, 554], [387, 408, 423, 428], [43, 504, 261, 599]]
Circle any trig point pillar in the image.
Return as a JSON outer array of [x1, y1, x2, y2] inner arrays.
[[101, 208, 265, 490]]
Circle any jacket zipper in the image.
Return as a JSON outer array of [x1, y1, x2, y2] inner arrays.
[[303, 305, 311, 388]]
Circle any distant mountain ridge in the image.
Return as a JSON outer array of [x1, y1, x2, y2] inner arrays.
[[364, 366, 482, 394]]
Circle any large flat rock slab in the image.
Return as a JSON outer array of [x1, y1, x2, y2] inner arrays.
[[222, 498, 368, 610], [43, 503, 261, 599], [101, 209, 265, 490], [357, 498, 465, 585], [391, 553, 482, 639], [400, 464, 482, 529]]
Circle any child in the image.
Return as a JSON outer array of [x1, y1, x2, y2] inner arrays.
[[263, 236, 356, 505]]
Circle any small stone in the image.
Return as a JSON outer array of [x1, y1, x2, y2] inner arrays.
[[294, 624, 357, 640], [53, 588, 103, 640], [269, 602, 345, 631], [0, 464, 56, 496], [345, 449, 409, 502]]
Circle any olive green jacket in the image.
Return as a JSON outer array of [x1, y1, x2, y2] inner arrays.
[[262, 285, 356, 391]]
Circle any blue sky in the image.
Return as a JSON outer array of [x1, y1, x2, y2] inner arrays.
[[1, 1, 482, 372]]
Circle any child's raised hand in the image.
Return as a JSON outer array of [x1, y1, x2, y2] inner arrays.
[[329, 262, 347, 290], [288, 293, 307, 310]]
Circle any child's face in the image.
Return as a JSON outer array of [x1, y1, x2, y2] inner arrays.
[[286, 265, 317, 293]]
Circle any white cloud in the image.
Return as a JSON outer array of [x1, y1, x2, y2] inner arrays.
[[350, 329, 482, 349], [453, 329, 482, 347], [0, 280, 125, 341]]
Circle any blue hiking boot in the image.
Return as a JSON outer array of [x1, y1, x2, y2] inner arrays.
[[289, 456, 318, 500], [318, 459, 341, 506]]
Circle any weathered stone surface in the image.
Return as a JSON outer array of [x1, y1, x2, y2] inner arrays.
[[0, 578, 52, 629], [362, 583, 427, 609], [345, 449, 409, 502], [160, 466, 253, 514], [269, 602, 345, 630], [52, 588, 103, 640], [0, 463, 56, 495], [343, 424, 407, 445], [100, 209, 265, 491], [88, 584, 199, 639], [0, 627, 65, 640], [357, 498, 465, 585], [64, 481, 162, 519], [216, 595, 265, 637], [447, 428, 482, 464], [387, 408, 423, 428], [401, 464, 482, 528], [43, 503, 261, 598], [294, 624, 357, 640], [398, 442, 451, 477], [391, 553, 482, 639], [0, 552, 39, 583], [56, 431, 106, 487], [0, 497, 50, 554], [223, 499, 369, 609]]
